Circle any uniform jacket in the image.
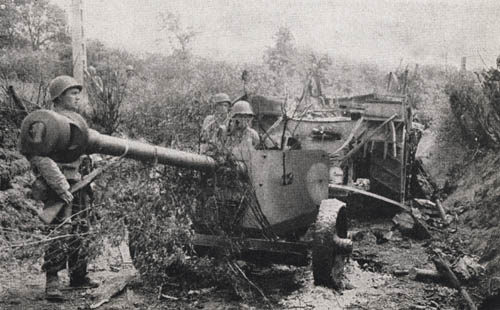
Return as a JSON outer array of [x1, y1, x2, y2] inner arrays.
[[226, 127, 260, 162], [200, 114, 227, 154], [30, 156, 82, 196]]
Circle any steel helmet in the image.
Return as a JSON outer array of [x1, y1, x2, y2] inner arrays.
[[231, 100, 254, 117], [48, 75, 82, 102], [125, 64, 134, 72], [213, 93, 231, 105], [87, 65, 97, 75]]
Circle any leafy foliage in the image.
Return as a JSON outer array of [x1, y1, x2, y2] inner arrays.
[[446, 69, 500, 148], [0, 5, 468, 302], [0, 0, 69, 50]]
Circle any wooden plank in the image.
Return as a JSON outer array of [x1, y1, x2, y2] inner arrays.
[[370, 173, 400, 194], [371, 161, 401, 179], [192, 234, 310, 254], [330, 117, 365, 156], [390, 121, 397, 157], [341, 114, 398, 165], [328, 184, 410, 213]]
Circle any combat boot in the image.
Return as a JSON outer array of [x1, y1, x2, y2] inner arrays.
[[45, 272, 64, 301], [69, 275, 99, 288]]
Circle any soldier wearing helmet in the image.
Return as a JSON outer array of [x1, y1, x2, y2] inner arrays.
[[125, 64, 135, 78], [225, 100, 260, 162], [24, 76, 98, 301], [85, 65, 104, 95], [200, 93, 231, 154]]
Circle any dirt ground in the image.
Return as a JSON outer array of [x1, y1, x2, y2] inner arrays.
[[0, 218, 464, 310]]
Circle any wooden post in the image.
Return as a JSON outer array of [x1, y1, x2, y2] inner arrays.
[[71, 0, 88, 104], [461, 57, 467, 72], [390, 121, 397, 158]]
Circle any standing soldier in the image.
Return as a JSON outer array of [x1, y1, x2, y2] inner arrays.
[[23, 76, 98, 301], [200, 93, 231, 154], [225, 100, 260, 162]]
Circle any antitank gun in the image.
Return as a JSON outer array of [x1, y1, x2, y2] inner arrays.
[[19, 109, 353, 287]]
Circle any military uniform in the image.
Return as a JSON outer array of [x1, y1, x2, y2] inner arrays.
[[200, 93, 231, 155], [224, 100, 260, 162], [21, 75, 98, 301], [200, 114, 227, 154], [225, 126, 260, 162], [30, 153, 91, 282]]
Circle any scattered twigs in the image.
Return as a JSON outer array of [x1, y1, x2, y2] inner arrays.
[[5, 231, 94, 249], [226, 259, 269, 304]]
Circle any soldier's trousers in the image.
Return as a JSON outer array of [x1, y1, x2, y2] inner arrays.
[[42, 186, 91, 280]]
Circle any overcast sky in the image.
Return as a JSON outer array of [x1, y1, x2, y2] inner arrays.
[[52, 0, 500, 68]]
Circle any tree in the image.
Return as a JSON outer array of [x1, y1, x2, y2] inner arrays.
[[0, 0, 68, 50], [304, 52, 332, 97], [157, 11, 198, 58], [264, 27, 298, 78], [17, 0, 69, 50]]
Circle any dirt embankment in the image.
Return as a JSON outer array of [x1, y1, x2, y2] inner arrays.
[[417, 71, 500, 308]]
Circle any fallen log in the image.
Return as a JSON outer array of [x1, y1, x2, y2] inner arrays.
[[409, 267, 441, 281], [433, 255, 477, 310]]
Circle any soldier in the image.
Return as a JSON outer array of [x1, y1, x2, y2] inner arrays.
[[85, 65, 104, 95], [225, 100, 260, 162], [25, 76, 98, 301], [200, 93, 231, 154]]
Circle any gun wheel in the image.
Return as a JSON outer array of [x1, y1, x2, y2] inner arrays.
[[312, 198, 349, 288]]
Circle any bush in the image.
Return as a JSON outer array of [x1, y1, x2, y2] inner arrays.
[[0, 46, 71, 107]]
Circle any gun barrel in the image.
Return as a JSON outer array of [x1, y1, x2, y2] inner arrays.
[[19, 109, 217, 171], [87, 130, 216, 171]]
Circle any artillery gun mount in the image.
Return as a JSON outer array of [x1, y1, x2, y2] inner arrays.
[[19, 109, 353, 288]]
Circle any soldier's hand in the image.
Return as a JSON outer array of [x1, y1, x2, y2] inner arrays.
[[60, 191, 73, 204]]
